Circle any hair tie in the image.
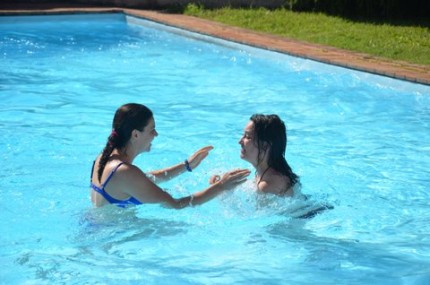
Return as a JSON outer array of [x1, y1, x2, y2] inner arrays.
[[108, 129, 118, 147], [111, 129, 118, 138]]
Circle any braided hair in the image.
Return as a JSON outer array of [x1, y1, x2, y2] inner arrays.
[[250, 114, 299, 188], [97, 103, 153, 182]]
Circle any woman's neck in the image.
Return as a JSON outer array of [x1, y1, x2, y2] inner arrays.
[[255, 161, 269, 176], [111, 147, 136, 164]]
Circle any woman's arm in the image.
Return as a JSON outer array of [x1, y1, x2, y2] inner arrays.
[[149, 146, 213, 183], [121, 164, 250, 209], [186, 169, 250, 207]]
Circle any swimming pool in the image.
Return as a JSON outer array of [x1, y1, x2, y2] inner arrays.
[[1, 12, 430, 284]]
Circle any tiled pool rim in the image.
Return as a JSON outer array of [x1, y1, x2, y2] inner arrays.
[[1, 6, 429, 86]]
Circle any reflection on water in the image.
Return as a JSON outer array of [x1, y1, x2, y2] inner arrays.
[[7, 179, 429, 285]]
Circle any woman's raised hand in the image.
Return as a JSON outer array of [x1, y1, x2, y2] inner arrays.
[[187, 146, 214, 170]]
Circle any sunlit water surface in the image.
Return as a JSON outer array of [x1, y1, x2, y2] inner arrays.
[[1, 13, 430, 285]]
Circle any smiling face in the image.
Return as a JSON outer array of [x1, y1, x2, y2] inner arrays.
[[238, 120, 259, 166], [136, 116, 158, 152]]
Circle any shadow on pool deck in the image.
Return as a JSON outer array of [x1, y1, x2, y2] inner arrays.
[[1, 3, 429, 86]]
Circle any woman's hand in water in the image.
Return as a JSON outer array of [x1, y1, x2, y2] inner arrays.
[[187, 146, 213, 170], [216, 169, 251, 190]]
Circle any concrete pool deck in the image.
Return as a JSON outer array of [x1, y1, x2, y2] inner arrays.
[[1, 4, 429, 86]]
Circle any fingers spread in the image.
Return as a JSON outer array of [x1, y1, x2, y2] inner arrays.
[[230, 169, 251, 176], [227, 169, 250, 184]]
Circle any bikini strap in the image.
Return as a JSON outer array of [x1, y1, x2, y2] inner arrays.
[[101, 162, 125, 188], [256, 167, 270, 187]]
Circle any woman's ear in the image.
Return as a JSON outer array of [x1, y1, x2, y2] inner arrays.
[[131, 129, 139, 139], [262, 142, 270, 152]]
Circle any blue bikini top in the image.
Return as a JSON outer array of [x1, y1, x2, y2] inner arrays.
[[90, 161, 141, 207]]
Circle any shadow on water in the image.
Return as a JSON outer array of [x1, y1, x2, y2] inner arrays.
[[72, 206, 189, 250], [287, 195, 334, 219], [246, 184, 335, 220]]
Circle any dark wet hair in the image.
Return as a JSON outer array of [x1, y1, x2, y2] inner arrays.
[[250, 114, 299, 188], [97, 103, 153, 182]]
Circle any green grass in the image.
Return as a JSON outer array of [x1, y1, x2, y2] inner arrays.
[[183, 5, 430, 65]]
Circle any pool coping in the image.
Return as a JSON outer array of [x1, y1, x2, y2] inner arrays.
[[1, 6, 430, 86]]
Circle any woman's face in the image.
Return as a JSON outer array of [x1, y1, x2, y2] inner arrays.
[[238, 120, 259, 166], [138, 117, 158, 152]]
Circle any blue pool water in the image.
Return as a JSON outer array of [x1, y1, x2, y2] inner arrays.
[[1, 13, 430, 284]]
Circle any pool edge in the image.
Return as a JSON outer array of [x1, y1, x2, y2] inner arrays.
[[1, 7, 429, 86]]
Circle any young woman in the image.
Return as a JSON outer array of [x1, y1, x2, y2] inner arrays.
[[90, 103, 250, 208], [212, 114, 333, 218], [236, 114, 300, 196]]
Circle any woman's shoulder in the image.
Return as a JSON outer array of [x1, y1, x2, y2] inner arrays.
[[111, 161, 152, 183], [258, 169, 291, 195], [268, 168, 291, 185], [109, 161, 139, 175], [258, 169, 290, 195]]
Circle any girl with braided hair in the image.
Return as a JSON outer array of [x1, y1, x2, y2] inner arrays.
[[90, 103, 250, 208]]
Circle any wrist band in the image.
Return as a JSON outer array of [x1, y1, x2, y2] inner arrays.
[[184, 159, 192, 172]]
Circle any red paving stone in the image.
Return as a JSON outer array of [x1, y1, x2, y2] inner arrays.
[[1, 5, 430, 86]]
